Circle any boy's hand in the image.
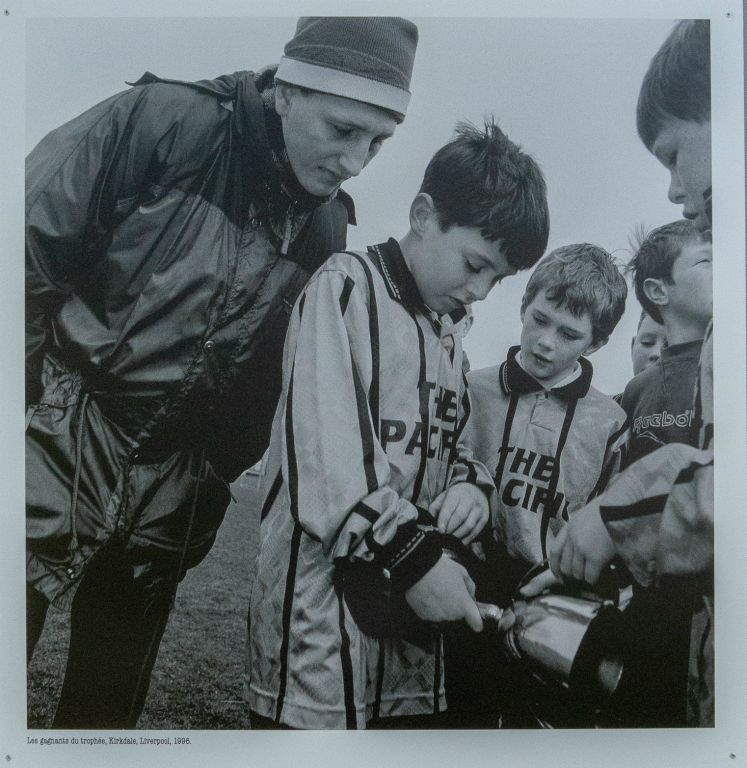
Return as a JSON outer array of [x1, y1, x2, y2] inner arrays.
[[405, 554, 484, 632], [430, 483, 489, 545], [547, 503, 616, 586], [518, 568, 561, 598]]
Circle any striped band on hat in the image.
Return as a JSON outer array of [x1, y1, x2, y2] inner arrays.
[[275, 57, 411, 116]]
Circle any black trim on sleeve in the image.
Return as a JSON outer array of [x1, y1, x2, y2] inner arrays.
[[346, 251, 380, 439], [275, 522, 303, 723], [259, 470, 283, 522], [351, 360, 378, 495], [600, 494, 669, 523], [674, 457, 713, 486], [334, 580, 358, 729], [339, 275, 355, 316]]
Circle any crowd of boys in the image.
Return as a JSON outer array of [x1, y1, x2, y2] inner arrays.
[[26, 17, 715, 729]]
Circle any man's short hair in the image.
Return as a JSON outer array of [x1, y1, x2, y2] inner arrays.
[[627, 219, 704, 324], [521, 244, 628, 344], [420, 117, 549, 271], [637, 19, 711, 151]]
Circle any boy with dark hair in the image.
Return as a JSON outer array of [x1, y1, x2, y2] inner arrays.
[[523, 18, 714, 727], [246, 119, 549, 729], [612, 220, 711, 726], [636, 20, 711, 234], [623, 220, 711, 468]]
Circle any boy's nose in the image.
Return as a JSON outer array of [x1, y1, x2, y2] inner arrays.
[[667, 170, 685, 205], [537, 332, 555, 350], [469, 275, 493, 303]]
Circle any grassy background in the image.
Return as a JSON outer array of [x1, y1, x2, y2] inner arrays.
[[27, 473, 262, 730]]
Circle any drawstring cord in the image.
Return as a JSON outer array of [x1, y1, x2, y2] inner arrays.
[[66, 392, 90, 573]]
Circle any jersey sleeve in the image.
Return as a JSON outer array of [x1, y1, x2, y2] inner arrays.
[[281, 263, 442, 590]]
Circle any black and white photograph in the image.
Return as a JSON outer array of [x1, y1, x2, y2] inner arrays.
[[1, 1, 746, 766]]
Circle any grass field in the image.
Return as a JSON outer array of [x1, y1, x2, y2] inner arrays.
[[27, 473, 262, 730]]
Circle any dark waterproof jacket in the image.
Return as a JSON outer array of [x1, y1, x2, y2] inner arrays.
[[25, 69, 353, 605]]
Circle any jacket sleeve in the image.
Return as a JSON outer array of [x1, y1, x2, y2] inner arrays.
[[280, 264, 442, 590], [25, 84, 216, 403], [597, 331, 713, 586]]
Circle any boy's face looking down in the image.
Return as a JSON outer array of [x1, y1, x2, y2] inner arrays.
[[406, 194, 517, 314], [520, 291, 604, 387], [631, 314, 666, 376], [651, 118, 712, 233], [275, 85, 398, 197]]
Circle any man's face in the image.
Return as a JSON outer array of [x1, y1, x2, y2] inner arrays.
[[651, 118, 712, 233], [666, 239, 713, 331], [411, 218, 517, 315], [276, 86, 398, 197], [631, 313, 666, 376], [520, 291, 600, 387]]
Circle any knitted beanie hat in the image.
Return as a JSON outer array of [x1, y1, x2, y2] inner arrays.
[[275, 16, 418, 119]]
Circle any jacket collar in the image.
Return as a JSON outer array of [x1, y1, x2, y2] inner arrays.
[[368, 238, 468, 326], [499, 345, 593, 400]]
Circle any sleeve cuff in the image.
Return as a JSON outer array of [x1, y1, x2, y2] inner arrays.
[[377, 522, 443, 592]]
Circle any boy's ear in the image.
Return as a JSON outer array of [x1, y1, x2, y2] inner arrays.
[[584, 336, 608, 356], [641, 277, 669, 313], [409, 193, 436, 237]]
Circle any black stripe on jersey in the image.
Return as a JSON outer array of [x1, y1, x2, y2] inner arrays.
[[328, 501, 379, 555], [346, 251, 380, 438], [452, 458, 477, 486], [432, 633, 442, 714], [275, 522, 303, 723], [373, 643, 386, 720], [334, 581, 358, 729], [352, 501, 379, 525], [541, 398, 578, 560], [260, 470, 283, 522], [285, 294, 307, 524], [600, 493, 669, 522], [587, 458, 616, 504], [588, 418, 629, 502], [451, 371, 472, 464], [286, 359, 300, 524], [411, 316, 429, 503], [605, 420, 629, 451], [702, 423, 713, 450], [351, 359, 378, 495], [494, 392, 519, 486], [675, 457, 713, 486], [339, 275, 355, 316]]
